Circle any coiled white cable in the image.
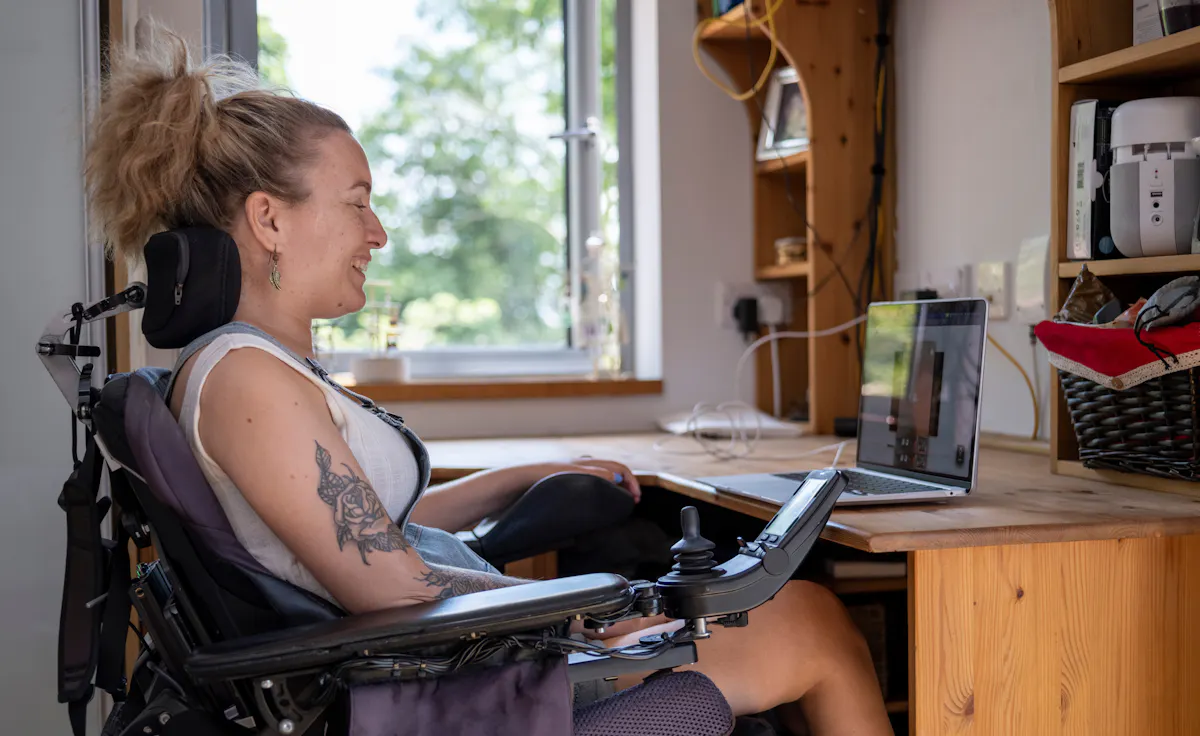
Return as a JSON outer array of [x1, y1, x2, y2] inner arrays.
[[656, 314, 869, 460]]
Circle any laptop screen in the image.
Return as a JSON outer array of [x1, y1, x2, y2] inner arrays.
[[856, 299, 987, 484]]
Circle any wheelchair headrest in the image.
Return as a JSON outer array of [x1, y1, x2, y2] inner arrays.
[[141, 226, 241, 349]]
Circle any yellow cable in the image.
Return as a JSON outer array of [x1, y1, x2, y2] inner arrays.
[[987, 333, 1040, 441], [692, 0, 785, 102]]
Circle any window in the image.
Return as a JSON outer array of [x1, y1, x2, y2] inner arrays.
[[219, 0, 629, 380]]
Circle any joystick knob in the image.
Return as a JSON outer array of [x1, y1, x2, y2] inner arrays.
[[671, 506, 717, 575]]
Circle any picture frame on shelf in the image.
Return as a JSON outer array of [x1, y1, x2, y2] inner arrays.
[[756, 66, 809, 162]]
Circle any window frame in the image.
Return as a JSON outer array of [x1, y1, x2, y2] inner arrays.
[[216, 0, 636, 381]]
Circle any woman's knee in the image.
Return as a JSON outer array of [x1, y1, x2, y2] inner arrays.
[[769, 580, 871, 665]]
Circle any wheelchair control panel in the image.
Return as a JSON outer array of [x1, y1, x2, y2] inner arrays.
[[654, 468, 847, 623]]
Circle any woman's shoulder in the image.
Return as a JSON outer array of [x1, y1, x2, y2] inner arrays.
[[170, 326, 329, 418]]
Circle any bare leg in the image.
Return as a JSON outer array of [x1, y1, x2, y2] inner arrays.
[[608, 581, 892, 736]]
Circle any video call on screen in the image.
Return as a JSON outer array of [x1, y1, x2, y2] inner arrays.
[[856, 302, 985, 482]]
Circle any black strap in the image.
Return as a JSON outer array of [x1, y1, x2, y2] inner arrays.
[[57, 436, 105, 736], [68, 698, 90, 736], [96, 471, 136, 700]]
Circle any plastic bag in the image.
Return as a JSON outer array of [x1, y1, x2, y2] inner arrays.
[[1054, 265, 1116, 323]]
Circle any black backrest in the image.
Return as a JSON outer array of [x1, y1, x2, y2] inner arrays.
[[93, 371, 343, 644]]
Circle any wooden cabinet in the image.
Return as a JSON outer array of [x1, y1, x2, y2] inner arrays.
[[695, 0, 896, 433]]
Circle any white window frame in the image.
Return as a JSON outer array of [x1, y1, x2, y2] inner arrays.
[[214, 0, 637, 381]]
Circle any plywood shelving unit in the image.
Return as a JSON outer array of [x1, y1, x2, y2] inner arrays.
[[1049, 2, 1200, 494], [696, 0, 895, 433]]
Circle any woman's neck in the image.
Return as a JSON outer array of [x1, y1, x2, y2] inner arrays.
[[231, 303, 315, 360]]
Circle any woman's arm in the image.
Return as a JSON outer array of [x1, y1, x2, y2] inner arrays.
[[198, 348, 526, 613], [410, 459, 642, 532]]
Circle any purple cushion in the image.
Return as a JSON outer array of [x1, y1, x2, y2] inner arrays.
[[123, 374, 268, 574]]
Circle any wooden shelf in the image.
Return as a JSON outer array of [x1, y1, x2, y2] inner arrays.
[[699, 2, 769, 41], [828, 576, 907, 595], [696, 0, 891, 434], [1059, 25, 1200, 84], [755, 261, 810, 280], [1054, 460, 1200, 499], [886, 701, 909, 715], [756, 149, 809, 176], [344, 378, 663, 403], [1058, 253, 1200, 278]]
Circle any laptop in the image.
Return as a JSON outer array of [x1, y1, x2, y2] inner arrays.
[[700, 297, 989, 506]]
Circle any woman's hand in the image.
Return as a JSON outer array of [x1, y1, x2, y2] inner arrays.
[[561, 456, 642, 503]]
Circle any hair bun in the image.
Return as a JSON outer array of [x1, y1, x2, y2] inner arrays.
[[84, 22, 349, 263]]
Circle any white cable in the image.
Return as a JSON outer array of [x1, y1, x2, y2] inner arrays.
[[1030, 339, 1042, 440], [831, 441, 847, 468], [768, 324, 782, 418], [732, 314, 868, 402], [656, 314, 869, 461]]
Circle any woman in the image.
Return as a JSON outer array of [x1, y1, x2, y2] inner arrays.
[[85, 29, 892, 736]]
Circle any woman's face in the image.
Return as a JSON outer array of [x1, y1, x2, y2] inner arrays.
[[272, 130, 388, 319]]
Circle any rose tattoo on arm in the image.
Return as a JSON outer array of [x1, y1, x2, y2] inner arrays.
[[315, 441, 409, 564], [313, 441, 526, 599]]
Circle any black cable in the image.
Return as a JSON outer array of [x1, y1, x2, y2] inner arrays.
[[851, 0, 891, 368]]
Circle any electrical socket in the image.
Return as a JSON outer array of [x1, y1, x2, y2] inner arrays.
[[1015, 235, 1050, 324], [975, 260, 1011, 320], [715, 282, 792, 329]]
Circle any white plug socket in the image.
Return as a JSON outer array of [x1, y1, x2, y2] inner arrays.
[[715, 282, 791, 329], [975, 260, 1011, 320]]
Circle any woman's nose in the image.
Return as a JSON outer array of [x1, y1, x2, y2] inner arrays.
[[368, 210, 387, 249]]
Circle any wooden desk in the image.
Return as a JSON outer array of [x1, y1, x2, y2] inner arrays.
[[428, 433, 1200, 735]]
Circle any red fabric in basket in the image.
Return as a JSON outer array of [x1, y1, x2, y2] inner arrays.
[[1034, 320, 1200, 390]]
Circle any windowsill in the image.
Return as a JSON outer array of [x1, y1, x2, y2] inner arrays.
[[345, 376, 664, 402]]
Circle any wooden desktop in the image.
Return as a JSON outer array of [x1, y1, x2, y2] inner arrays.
[[429, 433, 1200, 735]]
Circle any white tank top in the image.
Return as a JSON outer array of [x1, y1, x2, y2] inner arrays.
[[176, 331, 422, 603]]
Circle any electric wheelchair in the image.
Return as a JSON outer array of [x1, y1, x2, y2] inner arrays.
[[38, 227, 846, 736]]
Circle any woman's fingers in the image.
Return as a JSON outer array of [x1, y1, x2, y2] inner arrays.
[[571, 459, 641, 502]]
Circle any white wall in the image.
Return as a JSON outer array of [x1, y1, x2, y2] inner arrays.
[[0, 2, 92, 734], [394, 0, 757, 439], [895, 0, 1052, 438]]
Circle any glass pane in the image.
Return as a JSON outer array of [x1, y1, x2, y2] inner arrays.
[[592, 0, 622, 375], [257, 0, 568, 351]]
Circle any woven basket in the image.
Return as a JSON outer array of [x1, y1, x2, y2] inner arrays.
[[1060, 369, 1200, 481]]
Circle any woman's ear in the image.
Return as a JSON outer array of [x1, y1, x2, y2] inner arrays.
[[243, 191, 282, 255]]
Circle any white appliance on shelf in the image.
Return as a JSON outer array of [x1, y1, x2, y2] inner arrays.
[[1109, 97, 1200, 258]]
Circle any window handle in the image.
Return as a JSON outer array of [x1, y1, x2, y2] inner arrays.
[[550, 116, 600, 141]]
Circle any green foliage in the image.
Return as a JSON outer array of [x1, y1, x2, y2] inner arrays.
[[265, 1, 619, 350], [256, 13, 292, 88]]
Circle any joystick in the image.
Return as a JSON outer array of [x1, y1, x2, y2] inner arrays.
[[670, 506, 717, 575]]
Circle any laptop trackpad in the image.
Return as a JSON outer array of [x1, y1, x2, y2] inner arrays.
[[700, 474, 807, 506]]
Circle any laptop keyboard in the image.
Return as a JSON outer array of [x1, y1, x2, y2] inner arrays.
[[774, 469, 937, 495]]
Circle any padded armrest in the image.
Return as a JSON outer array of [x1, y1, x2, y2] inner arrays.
[[186, 573, 632, 682], [462, 472, 635, 567]]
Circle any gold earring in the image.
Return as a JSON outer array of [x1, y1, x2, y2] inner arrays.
[[269, 246, 282, 291]]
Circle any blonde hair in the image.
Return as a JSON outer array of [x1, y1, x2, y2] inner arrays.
[[85, 26, 350, 261]]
